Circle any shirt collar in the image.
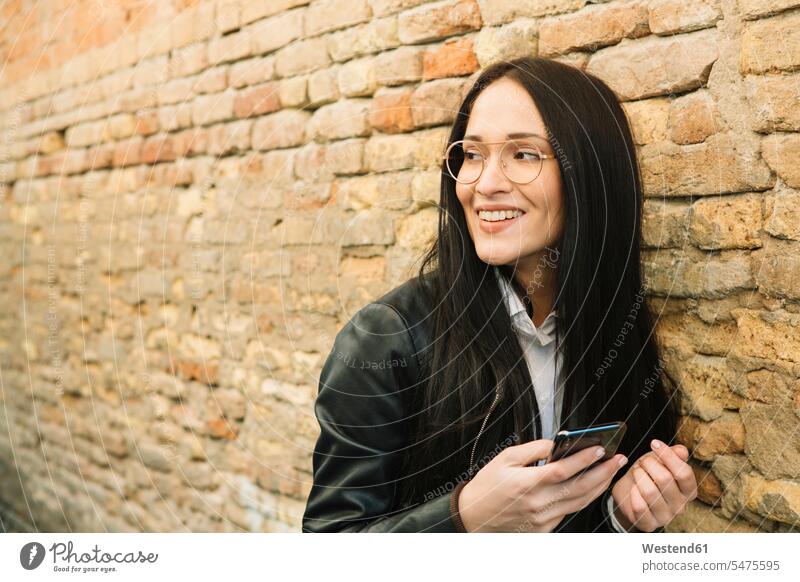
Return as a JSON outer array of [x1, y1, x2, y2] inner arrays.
[[493, 266, 558, 345]]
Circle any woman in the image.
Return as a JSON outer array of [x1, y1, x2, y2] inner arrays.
[[302, 57, 697, 533]]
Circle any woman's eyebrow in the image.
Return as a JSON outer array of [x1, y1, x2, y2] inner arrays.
[[463, 132, 547, 141]]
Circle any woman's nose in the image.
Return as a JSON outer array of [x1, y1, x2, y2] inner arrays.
[[475, 152, 512, 194]]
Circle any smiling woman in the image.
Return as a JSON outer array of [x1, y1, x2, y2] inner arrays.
[[302, 57, 696, 534]]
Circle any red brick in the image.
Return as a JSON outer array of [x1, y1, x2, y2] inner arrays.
[[234, 83, 282, 118], [423, 37, 479, 80], [369, 87, 415, 133]]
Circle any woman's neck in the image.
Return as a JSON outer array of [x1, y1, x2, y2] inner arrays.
[[508, 251, 558, 328]]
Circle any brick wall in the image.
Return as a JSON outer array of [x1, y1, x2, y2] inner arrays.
[[0, 0, 797, 532]]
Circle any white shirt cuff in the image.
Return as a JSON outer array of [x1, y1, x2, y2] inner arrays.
[[606, 491, 628, 533]]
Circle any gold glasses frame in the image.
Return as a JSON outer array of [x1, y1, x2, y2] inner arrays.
[[441, 139, 557, 185]]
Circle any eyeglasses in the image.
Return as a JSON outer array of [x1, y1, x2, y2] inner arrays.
[[441, 139, 556, 185]]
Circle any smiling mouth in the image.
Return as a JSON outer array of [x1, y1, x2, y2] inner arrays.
[[477, 209, 526, 222]]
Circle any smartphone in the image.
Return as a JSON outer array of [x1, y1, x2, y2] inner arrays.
[[545, 421, 627, 470]]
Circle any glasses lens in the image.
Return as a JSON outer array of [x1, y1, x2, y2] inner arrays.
[[445, 140, 545, 184], [446, 140, 483, 184], [501, 140, 544, 184]]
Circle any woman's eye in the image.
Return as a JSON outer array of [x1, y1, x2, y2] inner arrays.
[[516, 149, 542, 161], [464, 151, 483, 161]]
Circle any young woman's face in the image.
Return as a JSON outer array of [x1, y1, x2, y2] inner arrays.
[[454, 77, 565, 269]]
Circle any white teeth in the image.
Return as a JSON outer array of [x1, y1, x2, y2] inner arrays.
[[478, 209, 524, 222]]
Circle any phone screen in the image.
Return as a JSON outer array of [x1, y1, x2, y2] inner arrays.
[[546, 421, 627, 467]]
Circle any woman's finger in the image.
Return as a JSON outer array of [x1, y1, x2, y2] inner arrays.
[[630, 485, 658, 532], [638, 455, 684, 511], [632, 466, 671, 525], [650, 440, 697, 497]]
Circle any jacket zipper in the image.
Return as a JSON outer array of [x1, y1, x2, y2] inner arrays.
[[469, 384, 502, 472]]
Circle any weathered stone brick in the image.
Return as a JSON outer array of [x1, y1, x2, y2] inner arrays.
[[623, 98, 670, 145], [275, 37, 330, 78], [753, 238, 800, 300], [36, 131, 65, 154], [208, 29, 253, 65], [336, 171, 413, 209], [375, 46, 424, 86], [685, 412, 745, 461], [250, 9, 304, 55], [742, 472, 800, 525], [738, 0, 800, 20], [65, 120, 105, 147], [473, 18, 538, 67], [410, 78, 469, 128], [242, 0, 310, 22], [293, 142, 334, 183], [740, 11, 800, 74], [745, 73, 800, 133], [476, 0, 584, 26], [396, 206, 438, 248], [365, 134, 419, 172], [739, 367, 799, 405], [326, 138, 367, 175], [640, 133, 774, 197], [765, 187, 800, 240], [669, 90, 717, 144], [308, 99, 371, 141], [643, 248, 754, 298], [539, 1, 649, 57], [399, 0, 482, 45], [731, 308, 800, 363], [207, 120, 253, 156], [641, 199, 690, 248], [326, 17, 401, 62], [172, 42, 209, 77], [278, 75, 309, 108], [170, 2, 217, 50], [665, 499, 760, 533], [229, 56, 276, 88], [252, 110, 311, 150], [305, 0, 372, 36], [741, 402, 800, 479], [369, 0, 428, 17], [649, 0, 721, 35], [690, 194, 763, 250], [132, 55, 170, 88], [587, 29, 718, 101], [414, 126, 450, 169], [216, 0, 242, 34], [308, 67, 341, 106], [761, 133, 800, 188], [340, 255, 387, 279], [338, 57, 378, 97], [192, 67, 229, 95], [192, 91, 236, 126], [411, 169, 440, 208]]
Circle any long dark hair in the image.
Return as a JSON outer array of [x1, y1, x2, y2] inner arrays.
[[397, 57, 678, 506]]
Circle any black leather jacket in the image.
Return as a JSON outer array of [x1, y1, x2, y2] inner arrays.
[[302, 274, 638, 533]]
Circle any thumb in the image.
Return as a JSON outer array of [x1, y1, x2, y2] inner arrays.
[[501, 439, 554, 466]]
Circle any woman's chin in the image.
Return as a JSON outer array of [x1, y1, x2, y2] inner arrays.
[[475, 244, 525, 267]]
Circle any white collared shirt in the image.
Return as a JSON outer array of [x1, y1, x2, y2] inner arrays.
[[493, 266, 564, 443], [494, 266, 627, 532]]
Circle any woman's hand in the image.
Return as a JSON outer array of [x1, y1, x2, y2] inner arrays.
[[458, 439, 628, 532], [610, 439, 698, 532]]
